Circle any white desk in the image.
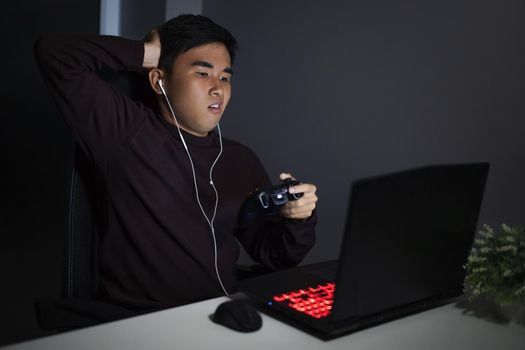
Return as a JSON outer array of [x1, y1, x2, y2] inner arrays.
[[3, 297, 524, 350]]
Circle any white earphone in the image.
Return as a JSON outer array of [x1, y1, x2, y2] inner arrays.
[[157, 78, 228, 296]]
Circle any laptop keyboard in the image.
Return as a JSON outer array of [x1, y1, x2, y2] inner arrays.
[[272, 282, 336, 319]]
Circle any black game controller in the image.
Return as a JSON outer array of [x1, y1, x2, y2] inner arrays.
[[237, 178, 303, 227]]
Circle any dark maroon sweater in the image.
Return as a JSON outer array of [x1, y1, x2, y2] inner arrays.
[[34, 34, 316, 311]]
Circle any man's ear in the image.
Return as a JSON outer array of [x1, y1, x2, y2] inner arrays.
[[148, 68, 165, 95]]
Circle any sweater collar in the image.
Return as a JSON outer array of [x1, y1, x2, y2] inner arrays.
[[158, 113, 219, 148]]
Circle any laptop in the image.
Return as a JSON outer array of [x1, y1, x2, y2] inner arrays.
[[238, 162, 489, 340]]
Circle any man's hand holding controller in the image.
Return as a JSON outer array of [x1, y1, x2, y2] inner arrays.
[[279, 173, 318, 220], [237, 173, 318, 226]]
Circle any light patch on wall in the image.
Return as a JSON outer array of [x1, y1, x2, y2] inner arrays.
[[100, 0, 121, 35]]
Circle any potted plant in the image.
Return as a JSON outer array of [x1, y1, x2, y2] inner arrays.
[[463, 224, 525, 323]]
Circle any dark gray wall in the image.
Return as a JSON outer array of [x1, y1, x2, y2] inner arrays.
[[0, 0, 99, 345], [203, 0, 525, 263], [120, 0, 165, 39]]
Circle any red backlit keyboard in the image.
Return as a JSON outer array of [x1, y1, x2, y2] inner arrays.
[[272, 282, 336, 319]]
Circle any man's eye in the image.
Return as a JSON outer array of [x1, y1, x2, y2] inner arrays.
[[220, 76, 230, 82], [196, 72, 208, 77]]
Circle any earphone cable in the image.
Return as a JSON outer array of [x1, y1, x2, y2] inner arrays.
[[160, 86, 229, 296]]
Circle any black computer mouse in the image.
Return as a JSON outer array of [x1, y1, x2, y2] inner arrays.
[[211, 300, 263, 332]]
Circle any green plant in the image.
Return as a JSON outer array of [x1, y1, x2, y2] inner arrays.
[[464, 224, 525, 307]]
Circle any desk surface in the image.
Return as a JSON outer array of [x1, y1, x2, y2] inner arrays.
[[3, 297, 524, 350]]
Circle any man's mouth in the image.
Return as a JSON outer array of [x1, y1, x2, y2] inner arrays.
[[208, 103, 221, 113]]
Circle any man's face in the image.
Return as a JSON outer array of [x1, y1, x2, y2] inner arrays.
[[163, 42, 233, 137]]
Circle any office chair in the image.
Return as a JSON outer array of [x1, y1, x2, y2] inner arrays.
[[63, 147, 100, 299], [35, 147, 135, 331]]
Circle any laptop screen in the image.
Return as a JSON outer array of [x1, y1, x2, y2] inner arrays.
[[331, 163, 489, 320]]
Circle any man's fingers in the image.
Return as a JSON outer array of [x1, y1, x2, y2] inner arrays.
[[277, 173, 318, 220], [289, 183, 316, 195], [277, 173, 316, 195], [279, 172, 295, 181], [281, 195, 318, 219]]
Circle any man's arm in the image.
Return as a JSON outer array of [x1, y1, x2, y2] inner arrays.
[[236, 209, 317, 270], [34, 34, 150, 165], [235, 162, 318, 270]]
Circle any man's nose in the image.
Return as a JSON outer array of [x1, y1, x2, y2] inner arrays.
[[210, 77, 225, 97], [210, 86, 223, 97]]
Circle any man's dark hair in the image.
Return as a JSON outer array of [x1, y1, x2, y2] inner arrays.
[[157, 14, 238, 73]]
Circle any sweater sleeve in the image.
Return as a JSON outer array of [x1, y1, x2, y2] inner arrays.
[[34, 33, 146, 165], [234, 157, 317, 270]]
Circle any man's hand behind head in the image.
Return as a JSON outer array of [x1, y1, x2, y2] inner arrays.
[[143, 29, 161, 70]]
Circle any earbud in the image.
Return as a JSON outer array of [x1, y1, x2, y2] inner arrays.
[[157, 79, 166, 95]]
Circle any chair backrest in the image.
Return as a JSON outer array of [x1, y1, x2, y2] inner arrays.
[[62, 147, 103, 299]]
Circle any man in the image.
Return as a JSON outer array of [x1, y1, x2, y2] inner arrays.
[[35, 14, 318, 312]]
